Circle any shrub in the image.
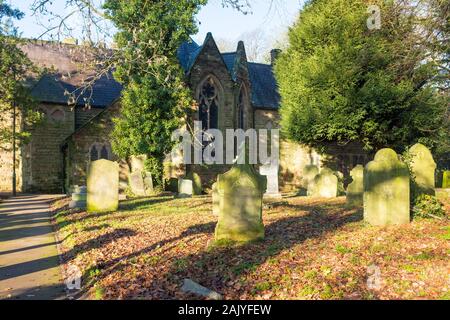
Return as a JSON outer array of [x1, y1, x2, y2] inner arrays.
[[412, 195, 446, 219]]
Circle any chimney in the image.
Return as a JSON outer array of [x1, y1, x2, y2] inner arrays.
[[270, 49, 281, 65]]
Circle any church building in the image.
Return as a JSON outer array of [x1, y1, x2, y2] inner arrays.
[[0, 33, 368, 193]]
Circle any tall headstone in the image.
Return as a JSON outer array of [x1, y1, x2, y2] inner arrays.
[[178, 178, 193, 198], [87, 159, 119, 213], [303, 165, 319, 190], [215, 164, 267, 243], [308, 167, 338, 198], [129, 171, 146, 197], [346, 165, 364, 206], [259, 162, 281, 198], [143, 171, 154, 194], [409, 143, 436, 196], [364, 148, 410, 226], [443, 171, 450, 188]]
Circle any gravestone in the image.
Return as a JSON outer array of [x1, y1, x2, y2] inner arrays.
[[346, 165, 364, 206], [409, 143, 436, 196], [303, 165, 319, 190], [143, 171, 154, 194], [215, 164, 267, 243], [186, 171, 202, 195], [364, 148, 410, 226], [129, 171, 146, 197], [69, 185, 87, 209], [443, 171, 450, 188], [212, 182, 219, 216], [178, 178, 193, 198], [87, 159, 119, 213], [308, 167, 338, 198], [259, 162, 281, 198]]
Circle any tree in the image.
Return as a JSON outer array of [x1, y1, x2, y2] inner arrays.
[[105, 0, 206, 185], [0, 1, 39, 193], [275, 0, 449, 156]]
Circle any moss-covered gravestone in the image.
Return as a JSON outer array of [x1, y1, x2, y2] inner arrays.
[[186, 171, 202, 195], [346, 165, 364, 206], [308, 167, 338, 198], [212, 182, 219, 216], [87, 159, 119, 213], [215, 164, 267, 243], [443, 171, 450, 188], [364, 149, 410, 226], [303, 165, 319, 190], [129, 171, 146, 197], [409, 143, 436, 197]]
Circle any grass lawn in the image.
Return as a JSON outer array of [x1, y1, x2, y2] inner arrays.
[[51, 195, 450, 300]]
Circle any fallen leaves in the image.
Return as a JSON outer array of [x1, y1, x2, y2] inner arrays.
[[52, 195, 450, 300]]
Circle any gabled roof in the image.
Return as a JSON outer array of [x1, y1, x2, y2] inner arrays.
[[22, 41, 122, 108], [177, 36, 280, 110], [25, 34, 280, 110]]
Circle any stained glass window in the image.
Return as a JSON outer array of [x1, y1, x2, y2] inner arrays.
[[198, 77, 219, 130]]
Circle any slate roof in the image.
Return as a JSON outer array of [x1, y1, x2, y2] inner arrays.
[[31, 73, 123, 108], [25, 35, 279, 110], [177, 40, 280, 110]]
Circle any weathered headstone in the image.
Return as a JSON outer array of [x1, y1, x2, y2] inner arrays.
[[69, 185, 87, 209], [303, 165, 319, 190], [409, 143, 436, 196], [259, 162, 281, 198], [129, 171, 146, 197], [308, 167, 338, 198], [87, 159, 119, 213], [443, 171, 450, 188], [186, 171, 202, 195], [364, 148, 410, 226], [166, 177, 179, 193], [215, 164, 267, 243], [212, 182, 219, 216], [143, 171, 154, 194], [346, 165, 364, 206], [178, 178, 193, 198]]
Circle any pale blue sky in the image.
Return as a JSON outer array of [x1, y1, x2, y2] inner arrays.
[[11, 0, 303, 44]]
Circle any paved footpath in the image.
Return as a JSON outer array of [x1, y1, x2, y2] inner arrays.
[[0, 195, 66, 300]]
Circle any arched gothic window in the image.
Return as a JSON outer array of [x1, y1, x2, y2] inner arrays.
[[90, 145, 99, 162], [89, 143, 111, 162], [100, 145, 109, 160], [198, 77, 219, 130]]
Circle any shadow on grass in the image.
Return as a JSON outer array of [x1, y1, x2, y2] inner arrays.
[[72, 200, 363, 299]]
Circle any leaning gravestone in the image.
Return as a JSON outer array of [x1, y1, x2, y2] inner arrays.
[[364, 148, 410, 226], [178, 178, 193, 198], [129, 171, 146, 197], [409, 143, 436, 196], [215, 164, 267, 243], [308, 167, 338, 198], [346, 165, 364, 206], [69, 186, 87, 209], [87, 159, 119, 213], [443, 171, 450, 188], [303, 165, 319, 190], [212, 182, 219, 216]]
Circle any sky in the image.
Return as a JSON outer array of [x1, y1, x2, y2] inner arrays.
[[11, 0, 304, 45]]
